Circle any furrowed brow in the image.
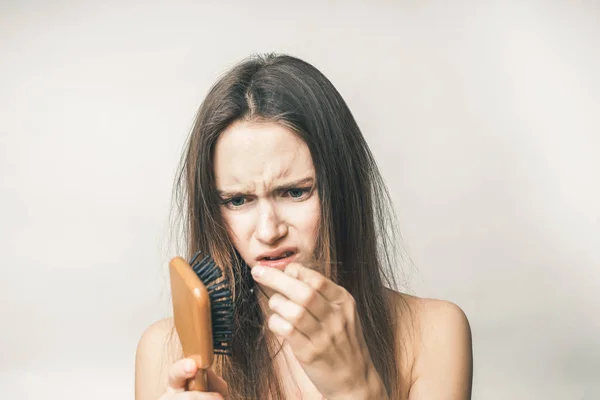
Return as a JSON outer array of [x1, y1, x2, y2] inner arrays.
[[273, 177, 315, 191], [216, 188, 249, 199], [217, 177, 315, 198]]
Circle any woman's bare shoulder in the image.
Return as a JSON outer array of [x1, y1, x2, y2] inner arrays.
[[135, 318, 181, 400], [136, 318, 181, 359], [138, 317, 175, 340], [385, 289, 473, 399]]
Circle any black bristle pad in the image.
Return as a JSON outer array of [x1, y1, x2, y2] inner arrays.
[[188, 252, 203, 267], [210, 288, 231, 300], [188, 252, 233, 356], [192, 257, 221, 282]]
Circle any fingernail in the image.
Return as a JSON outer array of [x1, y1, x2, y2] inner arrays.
[[252, 266, 265, 278], [185, 360, 195, 373]]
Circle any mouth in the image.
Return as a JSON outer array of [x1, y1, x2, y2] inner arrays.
[[262, 251, 295, 261], [256, 249, 298, 270]]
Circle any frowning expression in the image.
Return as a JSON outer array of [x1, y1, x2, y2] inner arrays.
[[213, 121, 320, 272]]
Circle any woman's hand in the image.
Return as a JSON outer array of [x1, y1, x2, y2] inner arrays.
[[159, 358, 229, 400], [251, 263, 389, 400]]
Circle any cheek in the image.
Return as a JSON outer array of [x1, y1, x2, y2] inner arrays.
[[297, 197, 321, 244], [220, 210, 253, 247]]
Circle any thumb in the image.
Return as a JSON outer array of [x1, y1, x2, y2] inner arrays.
[[206, 368, 229, 397], [167, 358, 197, 393]]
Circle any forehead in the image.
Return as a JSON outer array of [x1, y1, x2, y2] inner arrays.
[[213, 121, 315, 188]]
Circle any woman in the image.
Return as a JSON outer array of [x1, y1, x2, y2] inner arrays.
[[135, 53, 473, 399]]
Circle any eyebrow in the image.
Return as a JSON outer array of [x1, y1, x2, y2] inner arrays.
[[217, 177, 315, 198]]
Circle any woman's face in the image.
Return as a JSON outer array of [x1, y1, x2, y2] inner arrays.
[[213, 120, 320, 272]]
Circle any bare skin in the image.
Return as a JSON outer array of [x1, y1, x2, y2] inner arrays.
[[135, 121, 473, 399], [135, 290, 472, 399]]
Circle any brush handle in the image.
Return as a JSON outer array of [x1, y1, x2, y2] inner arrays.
[[187, 368, 208, 391]]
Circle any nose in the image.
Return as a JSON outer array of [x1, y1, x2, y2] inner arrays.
[[255, 201, 288, 245]]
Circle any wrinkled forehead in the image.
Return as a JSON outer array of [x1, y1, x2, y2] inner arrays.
[[213, 121, 315, 190]]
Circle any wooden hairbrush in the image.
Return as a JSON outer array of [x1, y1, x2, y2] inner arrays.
[[169, 252, 233, 391]]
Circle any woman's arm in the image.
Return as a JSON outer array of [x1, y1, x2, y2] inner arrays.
[[408, 299, 473, 400]]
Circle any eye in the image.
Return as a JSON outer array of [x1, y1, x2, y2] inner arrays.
[[222, 196, 246, 209], [284, 188, 311, 200]]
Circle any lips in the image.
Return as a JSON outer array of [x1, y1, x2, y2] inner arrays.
[[256, 247, 297, 261], [263, 251, 294, 261], [256, 248, 298, 271]]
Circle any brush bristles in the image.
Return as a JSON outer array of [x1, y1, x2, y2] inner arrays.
[[190, 252, 233, 356]]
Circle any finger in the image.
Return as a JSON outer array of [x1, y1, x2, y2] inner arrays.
[[206, 369, 229, 398], [251, 266, 329, 319], [167, 358, 197, 393], [284, 264, 362, 352], [284, 263, 345, 303], [269, 293, 321, 337], [268, 313, 318, 363]]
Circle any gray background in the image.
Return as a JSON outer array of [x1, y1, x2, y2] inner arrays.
[[1, 1, 598, 399]]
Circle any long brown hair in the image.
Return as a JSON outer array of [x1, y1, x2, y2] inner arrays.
[[173, 53, 408, 399]]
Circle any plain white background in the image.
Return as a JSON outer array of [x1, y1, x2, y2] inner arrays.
[[1, 1, 599, 399]]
